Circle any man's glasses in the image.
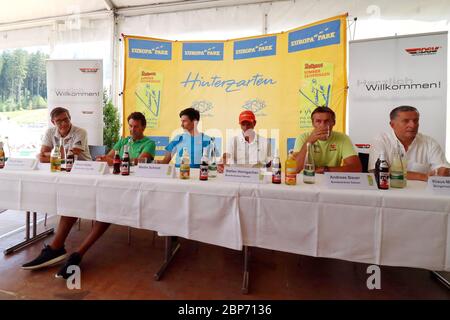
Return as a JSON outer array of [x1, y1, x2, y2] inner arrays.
[[54, 117, 70, 126]]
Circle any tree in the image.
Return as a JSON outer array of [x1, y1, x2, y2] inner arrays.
[[11, 49, 28, 105], [103, 98, 121, 152], [0, 49, 48, 111]]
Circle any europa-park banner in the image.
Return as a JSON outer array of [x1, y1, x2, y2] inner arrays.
[[122, 14, 348, 160]]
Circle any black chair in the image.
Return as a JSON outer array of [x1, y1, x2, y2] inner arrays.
[[88, 145, 107, 159], [358, 152, 369, 173]]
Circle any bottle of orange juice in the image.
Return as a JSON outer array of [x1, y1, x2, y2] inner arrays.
[[285, 149, 297, 185], [180, 147, 190, 179]]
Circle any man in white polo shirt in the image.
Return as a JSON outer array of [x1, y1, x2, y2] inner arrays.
[[368, 105, 450, 181], [218, 110, 271, 172], [39, 107, 91, 162], [22, 107, 110, 281]]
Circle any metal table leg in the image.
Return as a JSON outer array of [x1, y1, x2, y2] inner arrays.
[[4, 211, 54, 256], [25, 211, 30, 240], [430, 271, 450, 290], [242, 245, 250, 294], [32, 212, 37, 237], [154, 236, 181, 281]]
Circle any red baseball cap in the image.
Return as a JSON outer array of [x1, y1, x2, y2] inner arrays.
[[239, 110, 256, 124]]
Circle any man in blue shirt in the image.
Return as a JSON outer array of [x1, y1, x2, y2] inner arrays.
[[160, 108, 212, 168]]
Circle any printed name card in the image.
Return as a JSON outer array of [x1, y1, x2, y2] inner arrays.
[[427, 177, 450, 194], [324, 172, 377, 190], [223, 167, 261, 184], [135, 163, 176, 178], [70, 161, 109, 175], [3, 158, 38, 171]]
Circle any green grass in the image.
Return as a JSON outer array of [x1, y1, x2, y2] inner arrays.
[[0, 109, 47, 124]]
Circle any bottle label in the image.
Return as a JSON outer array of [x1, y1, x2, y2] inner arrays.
[[286, 168, 297, 174], [200, 164, 208, 180], [272, 169, 281, 183], [285, 168, 297, 184], [379, 172, 389, 188], [50, 157, 61, 172], [66, 159, 74, 171], [304, 169, 315, 177], [121, 162, 130, 175], [180, 164, 190, 178], [390, 172, 404, 180]]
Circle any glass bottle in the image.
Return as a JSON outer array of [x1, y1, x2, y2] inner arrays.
[[113, 150, 121, 174], [0, 141, 5, 169], [180, 147, 190, 179], [199, 147, 209, 181], [271, 149, 281, 184], [285, 149, 297, 186], [390, 145, 406, 188], [65, 148, 75, 172], [303, 142, 315, 184], [208, 137, 217, 178], [50, 138, 62, 172], [121, 145, 130, 176]]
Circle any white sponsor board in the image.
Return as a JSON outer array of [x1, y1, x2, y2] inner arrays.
[[46, 59, 103, 145], [349, 32, 448, 159]]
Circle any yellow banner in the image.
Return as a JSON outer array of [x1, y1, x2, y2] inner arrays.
[[123, 14, 348, 161]]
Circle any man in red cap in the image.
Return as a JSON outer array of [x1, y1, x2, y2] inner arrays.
[[218, 110, 272, 172]]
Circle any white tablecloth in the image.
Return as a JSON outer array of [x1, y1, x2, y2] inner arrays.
[[0, 169, 448, 271]]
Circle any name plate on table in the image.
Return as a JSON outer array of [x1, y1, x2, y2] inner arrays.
[[3, 158, 38, 171], [70, 161, 109, 175], [427, 177, 450, 194], [224, 167, 262, 184], [325, 172, 377, 190], [135, 163, 176, 178]]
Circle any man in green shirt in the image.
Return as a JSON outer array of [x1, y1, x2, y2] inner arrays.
[[293, 106, 361, 173], [97, 112, 156, 165]]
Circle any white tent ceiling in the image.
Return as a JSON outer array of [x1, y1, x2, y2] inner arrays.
[[0, 1, 270, 26], [0, 1, 188, 24], [2, 0, 450, 28]]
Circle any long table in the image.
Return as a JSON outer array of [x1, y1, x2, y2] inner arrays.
[[0, 168, 449, 275]]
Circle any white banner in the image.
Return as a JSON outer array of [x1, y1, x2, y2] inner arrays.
[[46, 59, 103, 145], [348, 32, 448, 159]]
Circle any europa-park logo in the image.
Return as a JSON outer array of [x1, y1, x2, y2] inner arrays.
[[405, 46, 441, 56]]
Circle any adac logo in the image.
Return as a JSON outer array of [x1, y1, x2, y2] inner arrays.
[[405, 46, 440, 56], [192, 100, 214, 117], [79, 68, 99, 73], [289, 19, 340, 53], [234, 36, 277, 60], [129, 39, 172, 60], [241, 98, 267, 115], [183, 42, 224, 61]]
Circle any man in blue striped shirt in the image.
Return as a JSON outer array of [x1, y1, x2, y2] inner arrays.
[[160, 108, 212, 168]]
